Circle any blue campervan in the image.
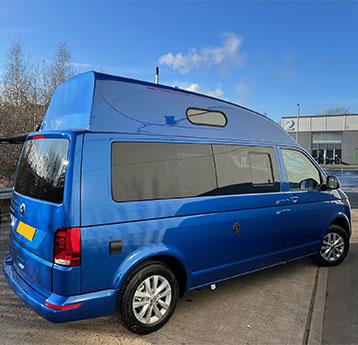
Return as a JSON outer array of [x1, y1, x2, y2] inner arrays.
[[3, 72, 351, 334]]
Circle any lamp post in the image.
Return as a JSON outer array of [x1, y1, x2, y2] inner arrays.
[[296, 103, 300, 142]]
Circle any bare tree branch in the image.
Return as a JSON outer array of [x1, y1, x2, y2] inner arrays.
[[0, 40, 77, 187], [316, 107, 350, 115], [47, 41, 77, 99]]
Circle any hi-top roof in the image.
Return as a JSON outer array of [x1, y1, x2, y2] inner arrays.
[[41, 71, 297, 146]]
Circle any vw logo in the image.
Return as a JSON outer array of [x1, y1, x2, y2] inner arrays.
[[20, 203, 25, 217]]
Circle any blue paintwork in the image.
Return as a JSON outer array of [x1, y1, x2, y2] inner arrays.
[[42, 72, 95, 131], [9, 131, 82, 298], [9, 233, 52, 296], [3, 257, 116, 323], [42, 71, 296, 146], [3, 72, 351, 324]]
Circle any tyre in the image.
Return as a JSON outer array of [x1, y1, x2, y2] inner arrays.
[[117, 261, 179, 334], [311, 225, 349, 266]]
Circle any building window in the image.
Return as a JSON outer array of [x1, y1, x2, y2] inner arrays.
[[311, 132, 342, 164]]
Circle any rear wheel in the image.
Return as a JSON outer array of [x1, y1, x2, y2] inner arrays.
[[311, 225, 349, 266], [117, 261, 179, 334]]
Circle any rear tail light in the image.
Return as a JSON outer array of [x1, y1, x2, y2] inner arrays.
[[54, 228, 81, 267]]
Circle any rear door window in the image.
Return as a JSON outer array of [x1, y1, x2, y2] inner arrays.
[[15, 138, 70, 204]]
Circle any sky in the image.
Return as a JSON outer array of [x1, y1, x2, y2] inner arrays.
[[0, 0, 357, 123]]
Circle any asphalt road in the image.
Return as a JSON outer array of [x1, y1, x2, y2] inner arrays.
[[346, 191, 358, 209], [0, 220, 317, 345], [323, 244, 358, 345], [1, 197, 357, 345], [322, 209, 358, 345]]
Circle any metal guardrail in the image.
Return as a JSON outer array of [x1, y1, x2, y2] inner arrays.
[[0, 188, 12, 224], [0, 187, 13, 200], [0, 213, 10, 223]]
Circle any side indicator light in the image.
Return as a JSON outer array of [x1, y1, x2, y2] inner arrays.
[[45, 302, 82, 310]]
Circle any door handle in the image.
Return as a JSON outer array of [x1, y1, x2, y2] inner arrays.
[[290, 195, 299, 203]]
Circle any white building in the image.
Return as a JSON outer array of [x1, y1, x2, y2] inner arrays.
[[281, 114, 358, 165]]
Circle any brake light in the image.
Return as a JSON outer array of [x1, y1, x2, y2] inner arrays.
[[32, 135, 44, 139], [54, 228, 81, 266]]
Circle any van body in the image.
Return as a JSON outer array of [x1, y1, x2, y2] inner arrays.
[[3, 72, 351, 334]]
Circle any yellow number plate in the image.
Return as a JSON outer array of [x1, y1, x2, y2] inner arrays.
[[17, 221, 36, 241]]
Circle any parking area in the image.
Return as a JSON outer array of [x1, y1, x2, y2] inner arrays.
[[322, 208, 358, 345], [0, 219, 318, 345], [1, 209, 357, 345]]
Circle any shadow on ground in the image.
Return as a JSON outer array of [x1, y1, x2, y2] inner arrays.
[[0, 221, 317, 345]]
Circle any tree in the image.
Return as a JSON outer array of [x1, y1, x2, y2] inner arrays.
[[0, 40, 76, 187], [1, 40, 30, 109], [1, 40, 77, 135], [0, 40, 34, 135], [0, 41, 34, 187], [317, 107, 350, 115], [46, 42, 76, 101]]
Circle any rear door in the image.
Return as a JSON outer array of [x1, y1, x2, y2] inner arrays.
[[10, 133, 78, 296]]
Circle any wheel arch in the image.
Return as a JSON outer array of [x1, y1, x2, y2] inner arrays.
[[330, 215, 351, 239], [113, 244, 190, 297], [144, 254, 187, 297]]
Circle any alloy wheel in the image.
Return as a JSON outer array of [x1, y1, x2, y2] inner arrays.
[[132, 275, 172, 325], [321, 232, 345, 262]]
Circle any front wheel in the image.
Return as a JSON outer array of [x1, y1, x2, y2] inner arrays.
[[117, 261, 179, 334], [311, 225, 349, 266]]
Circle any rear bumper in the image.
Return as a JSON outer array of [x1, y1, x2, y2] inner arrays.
[[3, 254, 117, 323]]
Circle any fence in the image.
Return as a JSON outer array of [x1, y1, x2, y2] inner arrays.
[[0, 187, 12, 224]]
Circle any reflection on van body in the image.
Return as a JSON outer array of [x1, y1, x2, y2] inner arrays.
[[3, 72, 351, 334]]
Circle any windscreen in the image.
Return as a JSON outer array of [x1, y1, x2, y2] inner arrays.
[[15, 138, 70, 204]]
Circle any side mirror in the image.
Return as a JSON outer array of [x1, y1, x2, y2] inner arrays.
[[299, 178, 319, 190], [326, 175, 340, 190]]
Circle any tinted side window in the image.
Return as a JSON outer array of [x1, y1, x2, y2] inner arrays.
[[281, 149, 321, 191], [249, 152, 275, 185], [112, 142, 216, 202], [212, 145, 280, 195], [186, 108, 227, 127]]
